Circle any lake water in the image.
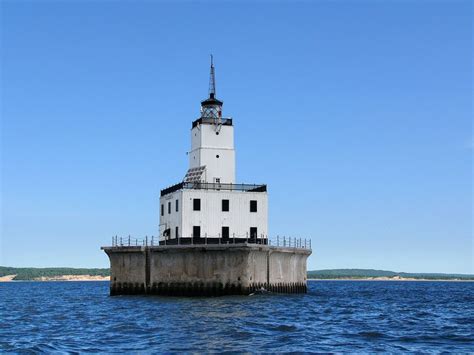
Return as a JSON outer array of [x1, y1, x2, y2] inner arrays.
[[1, 281, 473, 352]]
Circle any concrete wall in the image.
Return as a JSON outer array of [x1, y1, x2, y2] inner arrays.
[[104, 247, 147, 295], [102, 244, 311, 296]]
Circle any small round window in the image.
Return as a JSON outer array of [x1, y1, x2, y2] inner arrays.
[[216, 132, 219, 135], [216, 155, 220, 158]]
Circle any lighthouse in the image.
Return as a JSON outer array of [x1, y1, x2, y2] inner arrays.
[[159, 57, 268, 244], [102, 58, 311, 296]]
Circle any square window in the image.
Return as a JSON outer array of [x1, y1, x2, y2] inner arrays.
[[193, 198, 201, 211], [222, 199, 229, 212], [250, 200, 257, 213]]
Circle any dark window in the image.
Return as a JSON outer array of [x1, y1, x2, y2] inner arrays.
[[216, 155, 220, 158], [193, 226, 201, 238], [222, 226, 229, 240], [175, 199, 179, 212], [161, 204, 164, 216], [250, 227, 257, 240], [168, 202, 171, 214], [222, 199, 229, 212], [250, 200, 257, 212], [193, 198, 201, 211], [175, 226, 179, 239]]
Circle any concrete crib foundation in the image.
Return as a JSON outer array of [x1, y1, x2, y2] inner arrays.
[[102, 244, 311, 297]]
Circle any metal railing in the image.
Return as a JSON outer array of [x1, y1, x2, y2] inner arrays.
[[161, 182, 267, 197], [109, 235, 311, 250]]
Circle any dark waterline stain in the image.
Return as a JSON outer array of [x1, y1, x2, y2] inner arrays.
[[1, 281, 473, 352]]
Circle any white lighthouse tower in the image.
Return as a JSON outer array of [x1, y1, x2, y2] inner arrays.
[[188, 56, 235, 184], [159, 57, 268, 244], [103, 57, 311, 296]]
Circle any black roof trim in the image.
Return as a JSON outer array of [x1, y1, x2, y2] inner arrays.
[[192, 117, 233, 128], [201, 97, 223, 106], [161, 182, 267, 197]]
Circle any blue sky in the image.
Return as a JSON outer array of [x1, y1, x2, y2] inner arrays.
[[1, 1, 472, 273]]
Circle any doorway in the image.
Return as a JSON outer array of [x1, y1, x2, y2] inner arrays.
[[193, 226, 201, 240], [250, 227, 257, 243], [222, 226, 229, 242]]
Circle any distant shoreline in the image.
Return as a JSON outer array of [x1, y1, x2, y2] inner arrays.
[[1, 276, 472, 283], [308, 278, 474, 282], [0, 274, 110, 282], [2, 266, 473, 282]]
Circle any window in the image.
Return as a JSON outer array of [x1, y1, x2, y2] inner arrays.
[[175, 226, 179, 239], [175, 199, 179, 212], [161, 204, 164, 216], [193, 198, 201, 211], [168, 201, 171, 214], [222, 199, 229, 212], [250, 200, 257, 212], [222, 226, 229, 240], [193, 226, 201, 238], [214, 177, 220, 183]]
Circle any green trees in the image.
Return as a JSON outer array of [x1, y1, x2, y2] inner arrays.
[[0, 266, 110, 280]]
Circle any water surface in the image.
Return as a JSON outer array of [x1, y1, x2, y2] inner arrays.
[[1, 281, 473, 352]]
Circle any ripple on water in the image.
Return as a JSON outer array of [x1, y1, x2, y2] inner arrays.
[[0, 281, 473, 352]]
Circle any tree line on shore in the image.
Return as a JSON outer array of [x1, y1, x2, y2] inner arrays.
[[1, 266, 473, 281], [0, 266, 109, 280]]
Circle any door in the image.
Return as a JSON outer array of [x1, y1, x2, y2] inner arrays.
[[250, 227, 257, 243], [222, 226, 229, 241], [193, 226, 201, 239]]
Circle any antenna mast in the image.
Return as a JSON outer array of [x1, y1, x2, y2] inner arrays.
[[209, 54, 216, 98]]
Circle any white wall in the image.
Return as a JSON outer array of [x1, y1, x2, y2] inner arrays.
[[159, 190, 182, 240], [181, 189, 268, 239], [189, 123, 235, 183]]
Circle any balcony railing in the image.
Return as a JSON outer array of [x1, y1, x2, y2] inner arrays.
[[108, 235, 311, 250], [161, 182, 267, 197]]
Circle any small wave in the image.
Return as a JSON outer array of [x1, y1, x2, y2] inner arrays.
[[273, 324, 298, 332], [358, 331, 385, 338]]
